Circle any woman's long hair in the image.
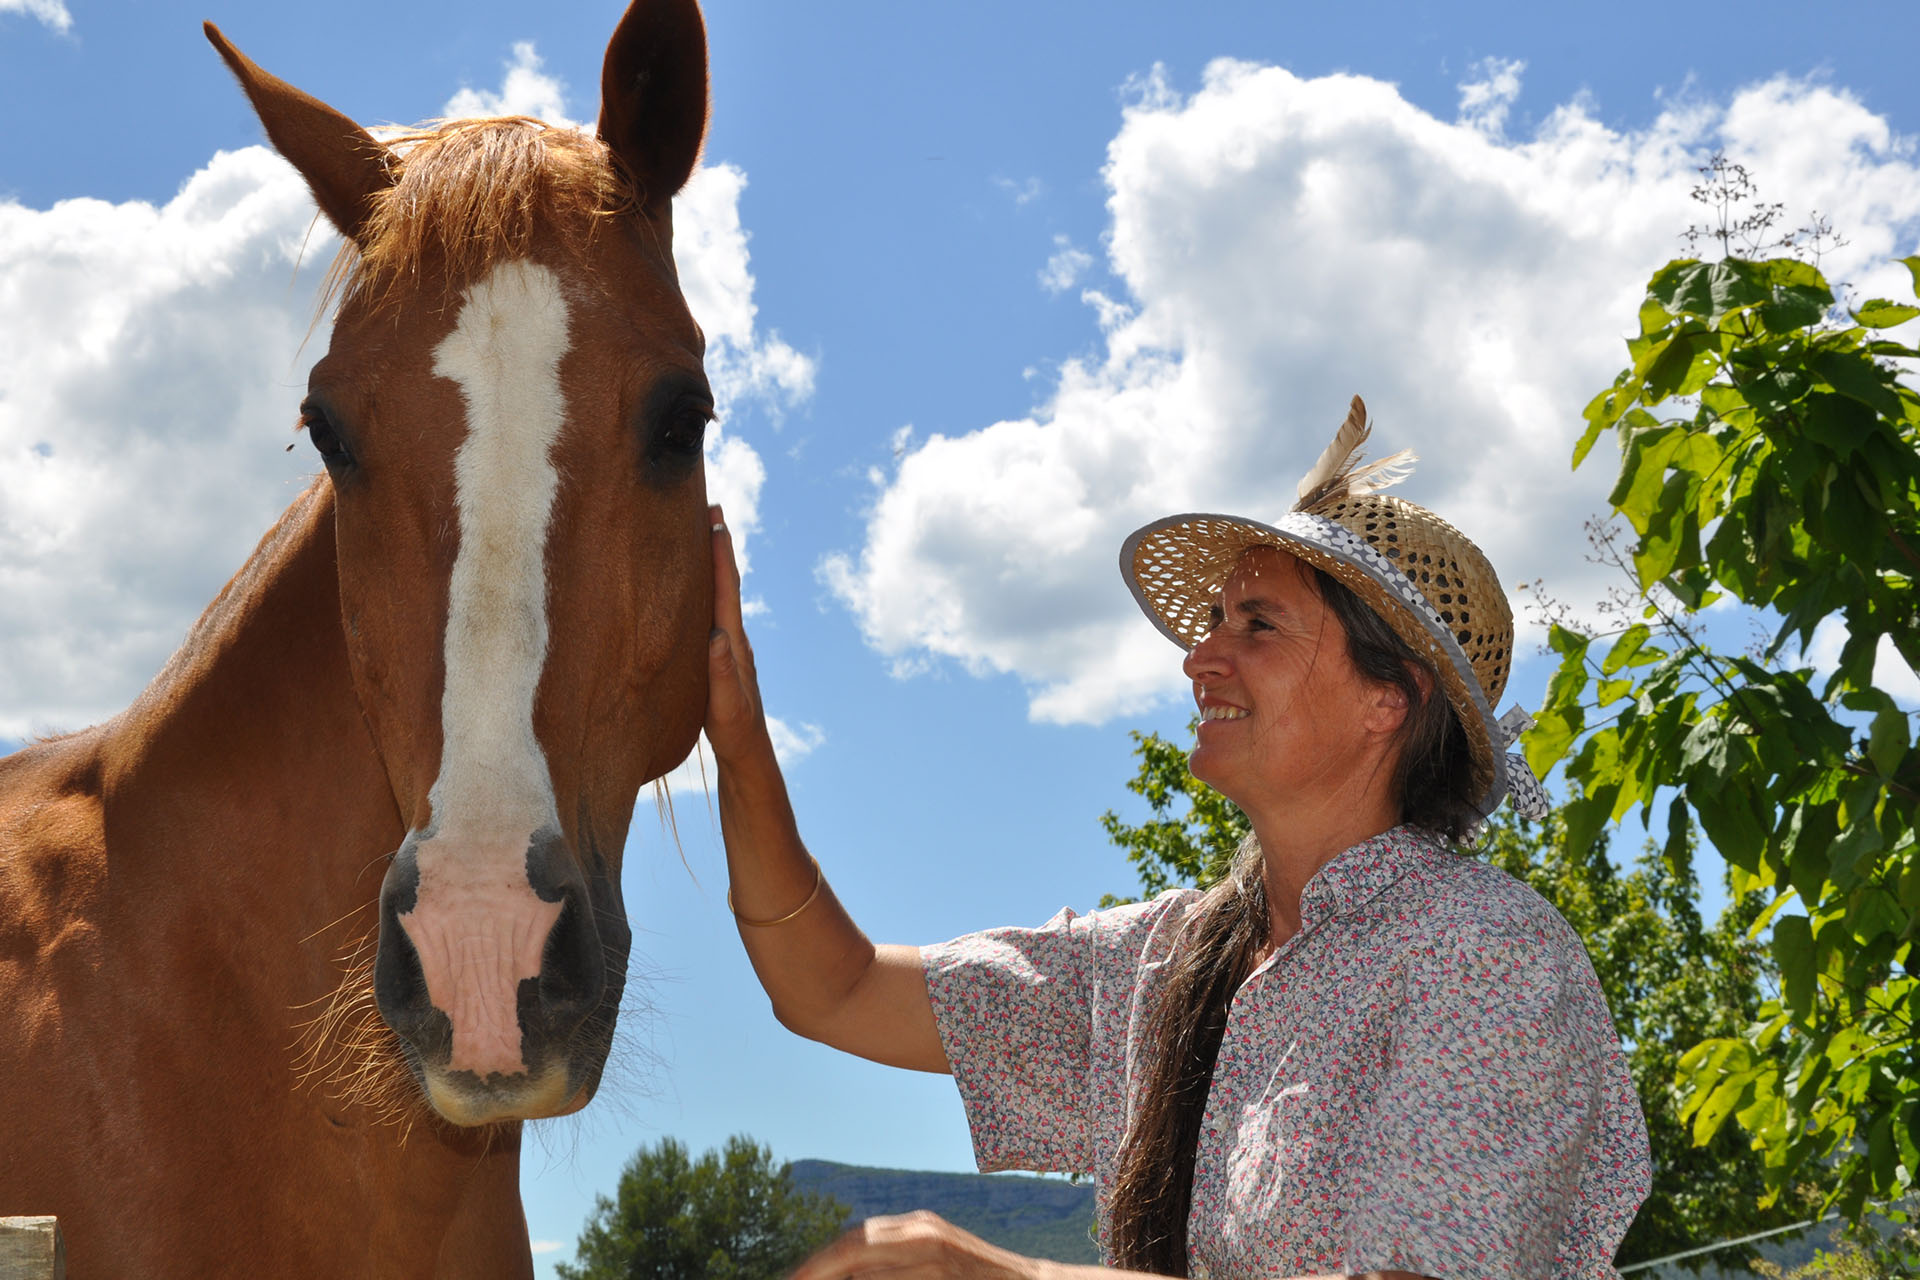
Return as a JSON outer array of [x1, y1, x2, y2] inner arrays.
[[1105, 566, 1478, 1275]]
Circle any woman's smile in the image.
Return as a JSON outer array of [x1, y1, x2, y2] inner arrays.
[[1198, 691, 1249, 722]]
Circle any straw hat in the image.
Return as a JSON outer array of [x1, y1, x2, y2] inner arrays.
[[1120, 395, 1549, 820]]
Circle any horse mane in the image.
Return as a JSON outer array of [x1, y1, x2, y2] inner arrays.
[[328, 117, 641, 310]]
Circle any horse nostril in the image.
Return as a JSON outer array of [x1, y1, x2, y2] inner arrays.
[[536, 893, 606, 1035], [373, 905, 440, 1046], [374, 846, 422, 1014]]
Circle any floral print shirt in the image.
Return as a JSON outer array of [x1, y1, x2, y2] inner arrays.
[[921, 825, 1650, 1279]]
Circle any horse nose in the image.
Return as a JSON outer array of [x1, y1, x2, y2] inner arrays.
[[373, 827, 606, 1079], [532, 885, 605, 1038]]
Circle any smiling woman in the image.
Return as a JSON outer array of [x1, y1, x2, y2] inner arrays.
[[704, 396, 1650, 1280]]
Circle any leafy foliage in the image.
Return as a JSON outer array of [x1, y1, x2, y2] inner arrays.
[[1100, 729, 1785, 1264], [1533, 240, 1920, 1219], [1748, 1208, 1920, 1279], [558, 1135, 847, 1280]]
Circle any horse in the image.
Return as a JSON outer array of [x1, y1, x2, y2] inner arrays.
[[0, 2, 715, 1273]]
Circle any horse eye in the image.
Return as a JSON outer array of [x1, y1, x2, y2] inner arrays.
[[300, 400, 352, 468], [657, 402, 711, 456]]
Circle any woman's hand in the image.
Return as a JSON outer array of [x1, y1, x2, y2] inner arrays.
[[788, 1212, 1055, 1280], [785, 1212, 1434, 1280], [706, 504, 773, 766]]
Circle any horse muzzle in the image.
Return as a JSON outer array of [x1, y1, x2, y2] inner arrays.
[[371, 823, 614, 1124]]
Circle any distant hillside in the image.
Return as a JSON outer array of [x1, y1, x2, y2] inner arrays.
[[783, 1162, 1868, 1276], [787, 1160, 1099, 1265]]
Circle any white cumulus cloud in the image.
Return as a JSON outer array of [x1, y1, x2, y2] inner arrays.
[[1458, 57, 1526, 135], [823, 62, 1920, 726], [0, 47, 810, 740], [1039, 235, 1094, 294], [1, 0, 70, 35], [443, 42, 571, 123]]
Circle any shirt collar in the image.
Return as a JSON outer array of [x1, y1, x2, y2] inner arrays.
[[1295, 823, 1454, 930]]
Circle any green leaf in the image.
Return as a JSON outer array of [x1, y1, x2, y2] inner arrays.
[[1649, 331, 1728, 401], [1748, 888, 1799, 940], [1849, 889, 1906, 947], [1773, 915, 1816, 1021], [1662, 793, 1692, 877], [1743, 364, 1812, 416], [1572, 417, 1608, 471], [1692, 1072, 1752, 1147], [1652, 259, 1771, 325], [1811, 350, 1905, 420], [1761, 257, 1831, 294], [1827, 817, 1889, 898], [1755, 262, 1833, 332], [1868, 702, 1911, 779], [1854, 299, 1920, 328], [1600, 624, 1652, 676], [1696, 781, 1768, 874], [1633, 471, 1702, 588], [1758, 289, 1829, 334], [1547, 623, 1591, 661], [1559, 784, 1618, 861], [1903, 255, 1920, 299], [1610, 425, 1685, 526], [1595, 676, 1634, 707], [1870, 1114, 1899, 1193], [1522, 708, 1581, 780], [1575, 378, 1642, 468]]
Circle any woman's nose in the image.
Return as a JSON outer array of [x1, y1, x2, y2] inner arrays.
[[1183, 629, 1231, 681]]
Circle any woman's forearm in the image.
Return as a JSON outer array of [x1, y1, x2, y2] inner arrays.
[[715, 729, 869, 1028], [704, 511, 947, 1071]]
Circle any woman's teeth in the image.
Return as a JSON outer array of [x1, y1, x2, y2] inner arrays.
[[1201, 705, 1248, 721]]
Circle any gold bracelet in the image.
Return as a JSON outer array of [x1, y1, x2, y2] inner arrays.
[[728, 857, 824, 927]]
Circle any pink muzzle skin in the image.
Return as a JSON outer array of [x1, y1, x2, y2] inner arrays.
[[396, 847, 564, 1078]]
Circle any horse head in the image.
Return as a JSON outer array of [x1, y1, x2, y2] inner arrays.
[[207, 0, 712, 1127]]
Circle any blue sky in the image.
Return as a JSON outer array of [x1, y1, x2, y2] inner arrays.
[[5, 0, 1920, 1269]]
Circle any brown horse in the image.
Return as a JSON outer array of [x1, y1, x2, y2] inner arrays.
[[0, 2, 715, 1273]]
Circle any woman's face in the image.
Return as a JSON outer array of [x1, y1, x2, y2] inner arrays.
[[1182, 547, 1407, 816]]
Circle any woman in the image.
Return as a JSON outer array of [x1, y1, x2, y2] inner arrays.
[[703, 398, 1650, 1279]]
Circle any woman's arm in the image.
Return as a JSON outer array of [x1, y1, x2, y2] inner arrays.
[[786, 1212, 1433, 1280], [705, 507, 949, 1072]]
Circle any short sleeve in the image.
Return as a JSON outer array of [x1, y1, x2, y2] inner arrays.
[[1341, 905, 1651, 1279], [922, 894, 1191, 1176]]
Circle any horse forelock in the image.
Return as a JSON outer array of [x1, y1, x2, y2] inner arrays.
[[327, 117, 642, 312]]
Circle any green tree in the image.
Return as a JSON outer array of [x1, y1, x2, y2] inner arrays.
[[558, 1135, 847, 1280], [1100, 726, 1789, 1266], [1529, 217, 1920, 1217]]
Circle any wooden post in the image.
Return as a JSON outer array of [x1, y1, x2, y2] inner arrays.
[[0, 1219, 64, 1280]]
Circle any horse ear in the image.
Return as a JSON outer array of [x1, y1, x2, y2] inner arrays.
[[203, 22, 393, 245], [598, 0, 709, 213]]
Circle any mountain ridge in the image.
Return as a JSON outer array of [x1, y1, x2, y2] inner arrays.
[[786, 1159, 1099, 1265]]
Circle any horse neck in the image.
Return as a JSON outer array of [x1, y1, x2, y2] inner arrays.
[[86, 476, 523, 1227], [101, 478, 405, 982]]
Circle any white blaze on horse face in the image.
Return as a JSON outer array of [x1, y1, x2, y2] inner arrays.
[[400, 259, 571, 1080]]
